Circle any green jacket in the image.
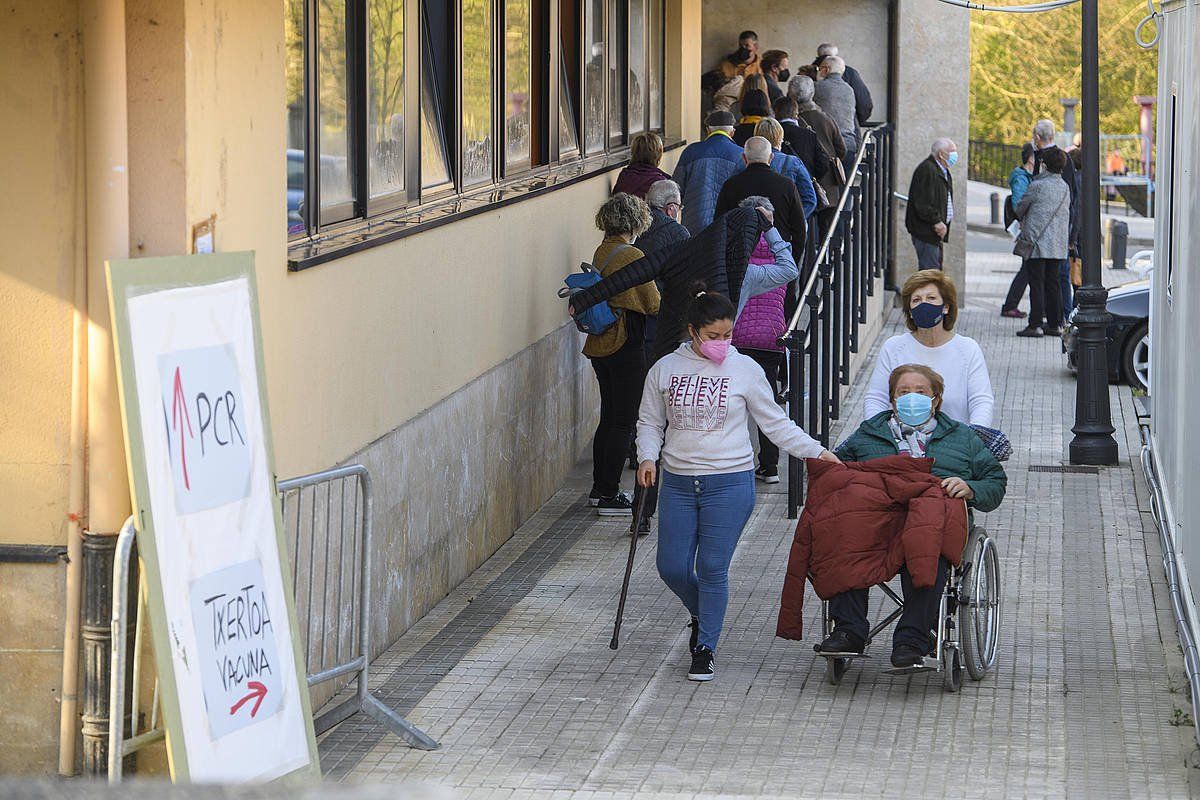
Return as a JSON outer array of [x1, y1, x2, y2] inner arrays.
[[835, 412, 1007, 514]]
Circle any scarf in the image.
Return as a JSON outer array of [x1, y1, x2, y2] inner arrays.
[[888, 415, 937, 458]]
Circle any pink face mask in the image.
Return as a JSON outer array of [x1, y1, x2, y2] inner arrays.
[[698, 338, 731, 365]]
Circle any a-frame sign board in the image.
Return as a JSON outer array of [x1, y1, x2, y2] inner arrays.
[[107, 253, 319, 782]]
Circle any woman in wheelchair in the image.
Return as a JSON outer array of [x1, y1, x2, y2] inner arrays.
[[815, 364, 1007, 669]]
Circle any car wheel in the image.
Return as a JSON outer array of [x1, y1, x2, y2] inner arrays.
[[1121, 320, 1150, 392]]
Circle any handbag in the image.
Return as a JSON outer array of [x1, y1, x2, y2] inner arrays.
[[1012, 186, 1069, 260], [969, 425, 1013, 462], [1070, 256, 1083, 287]]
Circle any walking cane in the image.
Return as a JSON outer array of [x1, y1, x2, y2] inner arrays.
[[610, 472, 653, 650]]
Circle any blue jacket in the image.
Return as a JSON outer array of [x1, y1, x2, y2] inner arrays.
[[673, 132, 745, 235], [769, 151, 818, 218], [1008, 166, 1032, 205]]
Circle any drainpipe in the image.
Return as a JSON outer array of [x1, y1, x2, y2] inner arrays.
[[78, 0, 131, 777]]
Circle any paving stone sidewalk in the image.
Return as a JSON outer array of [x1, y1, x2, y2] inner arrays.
[[314, 235, 1198, 799]]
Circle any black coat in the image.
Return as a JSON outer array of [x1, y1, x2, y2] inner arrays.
[[843, 65, 874, 127], [570, 208, 767, 362], [905, 155, 952, 244], [780, 120, 828, 181], [636, 207, 691, 257], [714, 162, 808, 249]]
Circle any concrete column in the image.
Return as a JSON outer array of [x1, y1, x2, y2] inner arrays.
[[1061, 97, 1079, 137], [892, 0, 970, 296]]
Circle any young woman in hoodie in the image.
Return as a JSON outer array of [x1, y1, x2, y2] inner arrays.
[[635, 285, 838, 681]]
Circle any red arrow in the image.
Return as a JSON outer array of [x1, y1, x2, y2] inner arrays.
[[170, 367, 194, 490], [229, 681, 268, 718]]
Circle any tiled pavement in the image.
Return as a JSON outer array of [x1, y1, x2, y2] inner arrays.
[[316, 236, 1200, 798]]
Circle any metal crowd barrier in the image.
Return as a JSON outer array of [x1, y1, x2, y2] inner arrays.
[[781, 123, 895, 519], [107, 464, 438, 782]]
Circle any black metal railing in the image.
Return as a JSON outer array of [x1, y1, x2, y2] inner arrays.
[[780, 123, 895, 519], [968, 139, 1023, 188]]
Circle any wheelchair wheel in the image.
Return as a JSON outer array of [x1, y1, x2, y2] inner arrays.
[[826, 657, 850, 685], [942, 644, 963, 693], [960, 531, 1001, 681]]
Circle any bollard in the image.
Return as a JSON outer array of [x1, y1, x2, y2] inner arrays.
[[1109, 219, 1129, 270], [990, 192, 1001, 225]]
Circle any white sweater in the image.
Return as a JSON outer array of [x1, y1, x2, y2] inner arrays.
[[637, 343, 825, 475], [863, 332, 995, 426]]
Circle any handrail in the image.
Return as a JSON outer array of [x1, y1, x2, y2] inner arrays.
[[784, 124, 889, 337], [776, 123, 895, 518]]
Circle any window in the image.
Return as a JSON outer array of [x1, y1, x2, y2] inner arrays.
[[461, 0, 494, 186], [286, 0, 666, 240], [627, 0, 645, 135], [504, 0, 532, 170]]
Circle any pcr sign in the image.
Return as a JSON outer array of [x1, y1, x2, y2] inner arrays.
[[108, 253, 318, 783]]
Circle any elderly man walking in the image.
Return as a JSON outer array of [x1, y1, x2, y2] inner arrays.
[[905, 138, 957, 270], [813, 55, 859, 158], [672, 110, 744, 234]]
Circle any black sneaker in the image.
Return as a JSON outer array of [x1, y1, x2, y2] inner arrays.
[[1042, 326, 1063, 337], [596, 492, 633, 516], [630, 516, 651, 536], [1016, 326, 1044, 338], [890, 643, 926, 668], [588, 489, 602, 507], [755, 465, 780, 485], [687, 617, 699, 653], [816, 629, 866, 655], [688, 647, 715, 681]]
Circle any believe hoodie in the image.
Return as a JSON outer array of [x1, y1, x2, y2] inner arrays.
[[636, 342, 824, 475]]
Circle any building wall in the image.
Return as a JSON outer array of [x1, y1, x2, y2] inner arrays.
[[893, 0, 970, 291], [1150, 0, 1200, 634], [0, 0, 83, 776], [700, 0, 890, 113]]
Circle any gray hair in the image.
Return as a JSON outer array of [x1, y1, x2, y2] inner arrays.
[[817, 43, 838, 57], [822, 55, 846, 75], [595, 192, 652, 237], [1033, 118, 1056, 144], [738, 195, 775, 213], [744, 136, 773, 164], [931, 137, 956, 158], [645, 179, 681, 210], [787, 74, 815, 103]]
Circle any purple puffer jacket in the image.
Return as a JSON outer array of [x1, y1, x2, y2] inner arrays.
[[733, 235, 787, 353]]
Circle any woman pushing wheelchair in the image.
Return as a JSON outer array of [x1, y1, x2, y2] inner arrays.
[[776, 363, 1007, 678]]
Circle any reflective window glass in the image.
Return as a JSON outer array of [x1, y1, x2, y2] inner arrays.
[[583, 0, 606, 154], [317, 0, 354, 210], [286, 0, 306, 234], [648, 0, 662, 131], [462, 0, 494, 185], [368, 0, 405, 198], [504, 0, 532, 169], [607, 0, 625, 142], [627, 0, 645, 135]]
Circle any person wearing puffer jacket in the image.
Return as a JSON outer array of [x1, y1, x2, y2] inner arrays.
[[672, 110, 744, 235], [731, 216, 794, 485]]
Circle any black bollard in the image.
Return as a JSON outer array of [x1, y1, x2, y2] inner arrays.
[[990, 192, 1001, 225], [1109, 219, 1128, 270]]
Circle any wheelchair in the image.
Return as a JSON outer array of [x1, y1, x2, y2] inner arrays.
[[815, 525, 1001, 692]]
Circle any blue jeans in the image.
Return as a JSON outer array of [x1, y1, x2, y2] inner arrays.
[[656, 470, 756, 653], [1059, 260, 1074, 321]]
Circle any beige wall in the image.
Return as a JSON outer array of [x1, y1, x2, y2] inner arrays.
[[893, 0, 970, 290], [701, 0, 890, 111], [0, 0, 82, 776]]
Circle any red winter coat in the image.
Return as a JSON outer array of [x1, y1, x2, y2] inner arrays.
[[776, 456, 968, 640]]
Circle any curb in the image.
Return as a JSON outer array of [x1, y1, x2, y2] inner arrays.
[[966, 221, 1154, 250]]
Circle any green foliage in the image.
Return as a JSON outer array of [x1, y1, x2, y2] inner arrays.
[[970, 1, 1158, 143]]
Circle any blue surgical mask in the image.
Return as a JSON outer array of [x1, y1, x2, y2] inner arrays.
[[910, 302, 945, 329], [946, 151, 959, 168], [895, 392, 934, 426]]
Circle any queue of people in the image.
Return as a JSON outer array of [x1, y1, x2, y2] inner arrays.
[[560, 42, 1006, 683]]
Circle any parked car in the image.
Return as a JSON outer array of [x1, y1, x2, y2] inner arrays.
[[1062, 277, 1150, 392]]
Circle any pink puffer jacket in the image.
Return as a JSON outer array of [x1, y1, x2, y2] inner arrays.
[[732, 235, 787, 353]]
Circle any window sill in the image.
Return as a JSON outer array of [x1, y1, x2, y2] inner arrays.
[[286, 139, 685, 272]]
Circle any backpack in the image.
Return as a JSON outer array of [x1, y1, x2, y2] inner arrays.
[[558, 245, 633, 336], [1003, 194, 1017, 229]]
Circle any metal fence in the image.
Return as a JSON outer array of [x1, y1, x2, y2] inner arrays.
[[968, 139, 1023, 188], [107, 464, 437, 782], [781, 123, 895, 519]]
